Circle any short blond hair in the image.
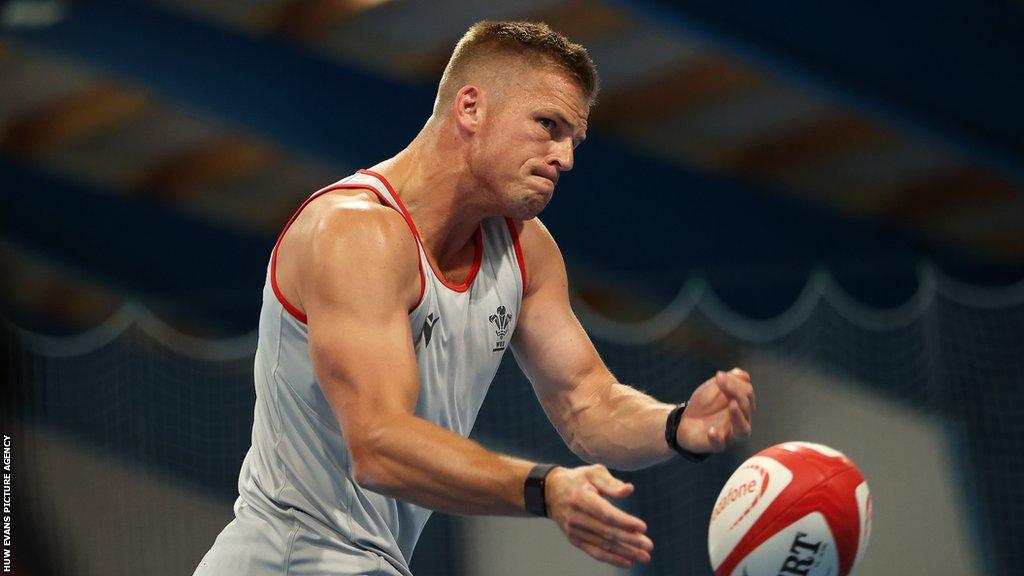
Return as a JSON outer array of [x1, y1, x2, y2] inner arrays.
[[435, 20, 599, 112]]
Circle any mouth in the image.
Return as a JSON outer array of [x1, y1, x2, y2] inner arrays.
[[532, 172, 558, 189]]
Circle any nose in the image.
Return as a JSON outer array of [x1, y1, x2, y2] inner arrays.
[[550, 138, 574, 172]]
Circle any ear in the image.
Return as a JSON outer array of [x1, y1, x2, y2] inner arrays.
[[453, 85, 483, 135]]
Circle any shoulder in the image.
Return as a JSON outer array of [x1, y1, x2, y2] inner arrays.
[[299, 192, 421, 309], [509, 217, 566, 297], [310, 193, 417, 257]]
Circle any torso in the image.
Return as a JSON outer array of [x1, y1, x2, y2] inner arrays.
[[233, 170, 526, 573]]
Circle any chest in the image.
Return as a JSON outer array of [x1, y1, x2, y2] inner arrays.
[[406, 236, 522, 433], [413, 272, 519, 362]]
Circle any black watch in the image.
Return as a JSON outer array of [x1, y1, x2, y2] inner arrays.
[[524, 464, 558, 517], [666, 401, 710, 463]]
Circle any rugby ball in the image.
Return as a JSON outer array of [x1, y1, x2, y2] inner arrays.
[[708, 442, 872, 576]]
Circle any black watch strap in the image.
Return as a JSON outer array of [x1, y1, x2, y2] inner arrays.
[[524, 464, 558, 517], [666, 402, 710, 463]]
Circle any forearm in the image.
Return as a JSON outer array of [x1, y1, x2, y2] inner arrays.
[[352, 414, 535, 516], [570, 381, 677, 471]]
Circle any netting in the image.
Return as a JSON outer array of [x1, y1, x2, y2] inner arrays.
[[6, 265, 1024, 575]]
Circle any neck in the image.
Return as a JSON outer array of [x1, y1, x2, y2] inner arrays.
[[368, 118, 488, 270]]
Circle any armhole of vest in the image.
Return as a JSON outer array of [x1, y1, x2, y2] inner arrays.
[[271, 190, 328, 325], [504, 217, 527, 291], [271, 183, 426, 325], [359, 186, 427, 311], [359, 169, 429, 306]]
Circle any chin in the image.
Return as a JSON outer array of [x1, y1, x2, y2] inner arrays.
[[512, 193, 550, 220]]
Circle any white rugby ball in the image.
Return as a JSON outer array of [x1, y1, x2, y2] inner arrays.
[[708, 442, 872, 576]]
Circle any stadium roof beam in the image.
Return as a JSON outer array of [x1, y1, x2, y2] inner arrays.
[[254, 0, 391, 40], [881, 168, 1018, 222], [981, 230, 1024, 260], [3, 242, 126, 332], [591, 56, 762, 131], [2, 0, 432, 167], [876, 167, 1024, 260], [726, 114, 892, 177], [0, 157, 270, 331], [915, 199, 1024, 261], [525, 0, 634, 42], [1, 82, 150, 157], [130, 134, 277, 199], [612, 0, 1024, 187]]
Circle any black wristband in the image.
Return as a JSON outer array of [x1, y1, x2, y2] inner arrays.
[[524, 464, 558, 517], [665, 402, 710, 463]]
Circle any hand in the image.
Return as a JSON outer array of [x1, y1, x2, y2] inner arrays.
[[544, 464, 653, 569], [677, 368, 755, 454]]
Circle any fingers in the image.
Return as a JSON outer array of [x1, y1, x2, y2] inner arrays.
[[715, 370, 756, 418], [572, 537, 637, 569], [731, 367, 757, 413], [706, 400, 752, 451], [730, 367, 751, 383], [570, 524, 651, 568], [581, 485, 647, 533], [729, 400, 752, 439], [571, 503, 654, 552], [583, 466, 646, 528], [568, 469, 652, 568], [706, 426, 727, 452]]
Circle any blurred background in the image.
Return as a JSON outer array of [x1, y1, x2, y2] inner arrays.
[[2, 0, 1023, 574]]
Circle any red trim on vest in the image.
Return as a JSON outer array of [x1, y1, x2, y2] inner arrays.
[[505, 217, 527, 289], [271, 186, 334, 324], [270, 182, 426, 324], [360, 169, 484, 293]]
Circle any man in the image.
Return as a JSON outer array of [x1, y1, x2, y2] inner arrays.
[[194, 20, 754, 575]]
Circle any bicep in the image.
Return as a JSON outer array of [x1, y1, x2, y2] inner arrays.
[[308, 300, 419, 425], [300, 208, 422, 447], [511, 220, 612, 435]]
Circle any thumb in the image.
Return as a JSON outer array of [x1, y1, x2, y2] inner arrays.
[[590, 467, 633, 498]]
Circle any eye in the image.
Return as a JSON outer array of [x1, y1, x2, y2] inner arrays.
[[537, 117, 556, 131]]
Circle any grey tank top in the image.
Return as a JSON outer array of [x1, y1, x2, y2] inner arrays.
[[236, 169, 524, 574]]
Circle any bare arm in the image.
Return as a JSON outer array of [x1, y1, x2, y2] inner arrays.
[[299, 203, 535, 516], [295, 203, 655, 568], [511, 218, 755, 471]]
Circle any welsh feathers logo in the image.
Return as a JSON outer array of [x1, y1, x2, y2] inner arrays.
[[488, 305, 513, 351]]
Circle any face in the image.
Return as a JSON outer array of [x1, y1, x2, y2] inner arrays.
[[464, 66, 590, 220]]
